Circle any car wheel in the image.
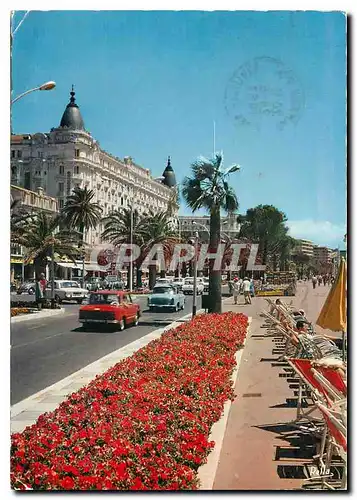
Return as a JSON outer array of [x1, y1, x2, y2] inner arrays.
[[149, 306, 154, 312], [181, 302, 185, 310], [118, 318, 125, 331], [55, 294, 62, 304], [28, 288, 35, 295], [134, 313, 139, 326], [175, 303, 179, 312]]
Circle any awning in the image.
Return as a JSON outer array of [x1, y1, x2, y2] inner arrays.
[[85, 264, 105, 272], [11, 257, 23, 264], [57, 262, 82, 269]]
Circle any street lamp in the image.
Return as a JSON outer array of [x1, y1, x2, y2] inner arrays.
[[11, 81, 56, 105], [190, 231, 199, 319]]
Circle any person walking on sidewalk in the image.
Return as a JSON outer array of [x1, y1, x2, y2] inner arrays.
[[312, 275, 317, 289], [232, 278, 240, 305], [242, 276, 251, 304], [250, 278, 255, 298]]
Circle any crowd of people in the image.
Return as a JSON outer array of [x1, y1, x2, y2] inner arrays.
[[311, 274, 335, 289]]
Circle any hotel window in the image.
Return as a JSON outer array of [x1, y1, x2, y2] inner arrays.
[[38, 151, 43, 159], [75, 149, 80, 158], [66, 171, 71, 195], [58, 182, 64, 195], [75, 165, 80, 174], [59, 165, 64, 175], [11, 150, 15, 159], [17, 150, 22, 159], [59, 199, 64, 209], [24, 172, 31, 190], [11, 166, 17, 176]]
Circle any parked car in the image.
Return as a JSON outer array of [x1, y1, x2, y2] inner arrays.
[[17, 281, 36, 295], [172, 277, 185, 290], [202, 277, 209, 292], [148, 284, 185, 312], [46, 280, 89, 304], [155, 278, 172, 286], [79, 291, 141, 330], [85, 277, 103, 291], [102, 275, 124, 290], [182, 277, 204, 295]]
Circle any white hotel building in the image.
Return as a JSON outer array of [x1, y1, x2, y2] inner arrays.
[[11, 87, 177, 251]]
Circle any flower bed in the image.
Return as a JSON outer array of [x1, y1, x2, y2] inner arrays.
[[11, 312, 248, 491], [11, 307, 31, 317]]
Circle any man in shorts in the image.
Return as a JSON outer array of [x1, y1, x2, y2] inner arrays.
[[242, 276, 251, 304]]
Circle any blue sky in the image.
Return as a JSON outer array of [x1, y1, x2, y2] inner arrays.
[[11, 10, 346, 247]]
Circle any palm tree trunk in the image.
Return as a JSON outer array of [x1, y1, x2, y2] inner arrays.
[[34, 256, 47, 280], [136, 266, 142, 288], [148, 264, 156, 290], [209, 205, 221, 313]]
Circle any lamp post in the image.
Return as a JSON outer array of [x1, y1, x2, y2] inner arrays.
[[11, 81, 56, 105], [192, 231, 199, 318], [50, 234, 55, 309]]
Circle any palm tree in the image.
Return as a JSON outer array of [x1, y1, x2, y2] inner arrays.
[[21, 212, 80, 278], [101, 207, 145, 288], [11, 198, 33, 244], [139, 211, 179, 289], [61, 187, 102, 284], [182, 153, 240, 313]]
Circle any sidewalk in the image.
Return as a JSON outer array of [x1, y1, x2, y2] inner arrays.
[[213, 283, 336, 490], [11, 307, 65, 323]]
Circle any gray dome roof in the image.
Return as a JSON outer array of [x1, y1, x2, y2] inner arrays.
[[60, 86, 85, 130], [162, 156, 176, 187]]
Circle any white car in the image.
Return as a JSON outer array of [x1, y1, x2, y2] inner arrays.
[[155, 278, 172, 286], [46, 280, 89, 304], [182, 277, 204, 295], [172, 277, 185, 290]]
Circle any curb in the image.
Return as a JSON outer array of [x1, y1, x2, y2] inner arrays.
[[197, 316, 252, 490], [10, 308, 65, 324], [11, 308, 204, 433]]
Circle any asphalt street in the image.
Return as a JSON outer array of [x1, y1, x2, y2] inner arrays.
[[11, 294, 202, 405]]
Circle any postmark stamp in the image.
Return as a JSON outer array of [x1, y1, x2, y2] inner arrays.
[[224, 56, 305, 130]]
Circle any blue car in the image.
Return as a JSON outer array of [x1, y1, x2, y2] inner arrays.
[[148, 284, 185, 312]]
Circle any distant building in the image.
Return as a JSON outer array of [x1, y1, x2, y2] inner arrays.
[[10, 185, 58, 282], [178, 215, 241, 242], [10, 87, 176, 249], [313, 246, 334, 274], [291, 239, 314, 258]]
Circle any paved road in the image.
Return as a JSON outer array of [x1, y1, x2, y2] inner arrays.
[[11, 295, 202, 405]]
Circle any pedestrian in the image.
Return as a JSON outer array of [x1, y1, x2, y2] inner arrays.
[[250, 278, 255, 298], [228, 279, 233, 295], [242, 276, 252, 304], [238, 277, 243, 295], [232, 278, 240, 305], [35, 274, 46, 310], [312, 275, 317, 289], [323, 275, 326, 286], [318, 275, 322, 286]]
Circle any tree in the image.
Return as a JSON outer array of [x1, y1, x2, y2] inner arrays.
[[20, 212, 80, 278], [11, 198, 33, 244], [139, 211, 179, 289], [182, 153, 240, 313], [61, 187, 102, 283], [101, 207, 145, 288], [239, 205, 289, 266]]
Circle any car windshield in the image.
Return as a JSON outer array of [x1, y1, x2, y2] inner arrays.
[[89, 294, 119, 304], [60, 282, 80, 288], [153, 287, 173, 294], [185, 279, 194, 284]]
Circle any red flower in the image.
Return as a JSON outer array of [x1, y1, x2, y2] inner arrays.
[[60, 476, 75, 490], [10, 312, 248, 491]]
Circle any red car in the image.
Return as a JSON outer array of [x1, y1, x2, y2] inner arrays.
[[79, 291, 141, 330]]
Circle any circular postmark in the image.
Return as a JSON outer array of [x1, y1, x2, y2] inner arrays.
[[224, 56, 305, 130]]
